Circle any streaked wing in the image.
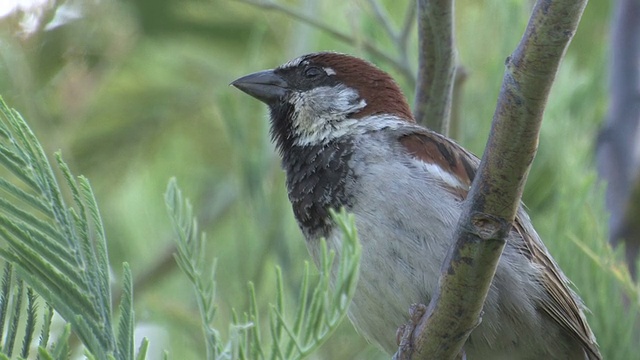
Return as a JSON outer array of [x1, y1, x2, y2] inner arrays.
[[511, 218, 600, 359], [397, 129, 601, 359]]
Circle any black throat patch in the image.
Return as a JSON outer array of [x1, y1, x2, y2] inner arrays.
[[268, 101, 355, 237], [282, 141, 355, 238]]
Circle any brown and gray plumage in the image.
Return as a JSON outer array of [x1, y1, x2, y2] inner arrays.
[[232, 52, 601, 359]]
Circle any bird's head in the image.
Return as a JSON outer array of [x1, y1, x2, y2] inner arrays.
[[231, 52, 414, 151]]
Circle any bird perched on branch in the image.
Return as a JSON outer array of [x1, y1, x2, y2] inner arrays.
[[232, 52, 601, 359]]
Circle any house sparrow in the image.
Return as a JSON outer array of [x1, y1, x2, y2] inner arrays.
[[231, 52, 601, 359]]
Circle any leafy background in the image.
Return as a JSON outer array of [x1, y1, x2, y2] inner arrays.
[[0, 0, 636, 359]]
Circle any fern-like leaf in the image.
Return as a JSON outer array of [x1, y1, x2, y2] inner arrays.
[[116, 263, 134, 360], [165, 178, 222, 360], [37, 304, 54, 360], [21, 287, 38, 358], [166, 178, 361, 360], [0, 263, 12, 342], [0, 97, 141, 359]]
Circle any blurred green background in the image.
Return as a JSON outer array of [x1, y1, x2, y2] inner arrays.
[[1, 0, 636, 359]]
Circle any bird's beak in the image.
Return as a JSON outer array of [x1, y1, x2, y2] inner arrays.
[[231, 69, 289, 105]]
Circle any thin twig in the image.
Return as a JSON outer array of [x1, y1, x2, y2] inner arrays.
[[396, 3, 417, 83], [400, 3, 416, 47], [367, 0, 399, 42], [449, 65, 469, 142], [366, 0, 415, 86], [234, 0, 416, 86]]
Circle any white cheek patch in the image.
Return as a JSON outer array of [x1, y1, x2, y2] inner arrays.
[[288, 85, 367, 146], [289, 95, 412, 148]]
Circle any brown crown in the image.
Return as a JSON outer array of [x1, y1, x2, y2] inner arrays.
[[304, 53, 415, 121]]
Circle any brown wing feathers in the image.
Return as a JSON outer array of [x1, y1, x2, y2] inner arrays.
[[399, 131, 477, 200], [511, 221, 601, 359], [399, 130, 600, 359]]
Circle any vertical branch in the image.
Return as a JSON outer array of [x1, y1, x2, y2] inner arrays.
[[595, 0, 640, 278], [618, 176, 640, 277], [397, 0, 588, 358], [448, 66, 469, 141], [413, 0, 456, 134]]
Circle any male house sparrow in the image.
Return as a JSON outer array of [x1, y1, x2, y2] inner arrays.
[[232, 52, 601, 359]]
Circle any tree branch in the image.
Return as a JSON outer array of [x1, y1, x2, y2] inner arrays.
[[449, 66, 469, 141], [399, 4, 417, 49], [617, 173, 640, 278], [396, 0, 588, 358], [595, 0, 640, 278], [413, 0, 456, 134], [367, 0, 399, 43], [397, 3, 417, 81]]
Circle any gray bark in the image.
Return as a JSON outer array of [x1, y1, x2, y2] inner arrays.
[[596, 0, 640, 277]]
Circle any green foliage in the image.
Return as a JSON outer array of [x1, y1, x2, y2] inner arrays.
[[166, 179, 362, 359], [0, 0, 635, 359], [43, 324, 72, 360], [165, 178, 222, 359], [0, 98, 142, 359], [529, 58, 640, 359]]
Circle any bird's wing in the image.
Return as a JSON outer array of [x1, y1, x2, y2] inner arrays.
[[398, 129, 476, 198], [397, 129, 601, 359]]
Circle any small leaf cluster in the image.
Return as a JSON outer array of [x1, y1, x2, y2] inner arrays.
[[0, 97, 146, 360], [166, 179, 361, 360]]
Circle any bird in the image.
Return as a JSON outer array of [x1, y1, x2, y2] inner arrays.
[[231, 52, 601, 359]]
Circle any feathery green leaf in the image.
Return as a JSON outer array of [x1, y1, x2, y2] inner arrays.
[[0, 96, 137, 359], [21, 287, 38, 358], [116, 263, 134, 360]]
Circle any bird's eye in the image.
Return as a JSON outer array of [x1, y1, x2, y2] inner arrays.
[[304, 67, 324, 79]]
